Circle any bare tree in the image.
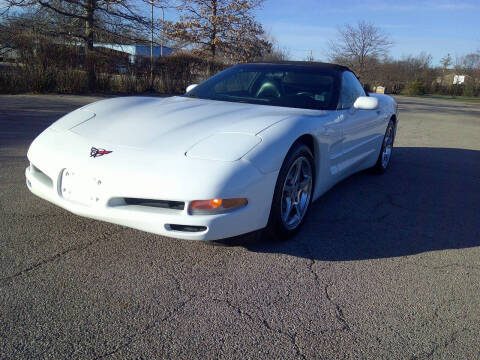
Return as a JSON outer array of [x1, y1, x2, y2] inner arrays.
[[440, 53, 453, 72], [455, 52, 480, 96], [257, 34, 290, 61], [456, 53, 480, 74], [328, 20, 392, 83], [4, 0, 169, 88], [171, 0, 271, 62]]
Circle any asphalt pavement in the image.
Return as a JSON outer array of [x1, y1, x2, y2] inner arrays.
[[1, 94, 479, 359]]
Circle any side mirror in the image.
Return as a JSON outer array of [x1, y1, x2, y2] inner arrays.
[[186, 84, 198, 93], [353, 96, 378, 110]]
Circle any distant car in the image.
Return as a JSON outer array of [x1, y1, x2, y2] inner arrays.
[[26, 61, 398, 241]]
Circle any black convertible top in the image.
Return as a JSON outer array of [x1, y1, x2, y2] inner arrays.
[[248, 61, 351, 72]]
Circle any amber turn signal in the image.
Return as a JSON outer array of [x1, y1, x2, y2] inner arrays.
[[190, 198, 223, 210], [189, 198, 248, 214]]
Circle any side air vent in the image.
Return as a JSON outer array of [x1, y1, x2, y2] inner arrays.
[[123, 197, 185, 210]]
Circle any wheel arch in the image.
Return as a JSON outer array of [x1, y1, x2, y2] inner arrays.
[[288, 133, 319, 179], [389, 114, 398, 138], [293, 134, 315, 159], [289, 133, 318, 189], [277, 132, 319, 174]]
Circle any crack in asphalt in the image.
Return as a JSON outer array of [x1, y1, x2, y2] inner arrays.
[[301, 241, 322, 283], [303, 243, 352, 333], [209, 296, 308, 359], [409, 327, 469, 360], [91, 266, 195, 359], [324, 284, 351, 332], [211, 297, 256, 322], [93, 296, 194, 359], [0, 229, 125, 286], [262, 319, 308, 360], [385, 193, 410, 211]]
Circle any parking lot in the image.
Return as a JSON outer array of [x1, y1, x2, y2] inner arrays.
[[1, 94, 479, 359]]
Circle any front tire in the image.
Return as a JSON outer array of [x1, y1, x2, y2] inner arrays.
[[266, 142, 314, 241], [372, 119, 395, 174]]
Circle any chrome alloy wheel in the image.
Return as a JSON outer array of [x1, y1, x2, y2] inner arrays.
[[281, 156, 313, 230], [381, 125, 394, 168]]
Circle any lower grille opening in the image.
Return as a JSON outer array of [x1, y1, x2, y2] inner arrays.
[[166, 224, 207, 233], [123, 198, 185, 210]]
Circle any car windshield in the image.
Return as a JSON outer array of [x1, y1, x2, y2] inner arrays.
[[185, 64, 340, 110]]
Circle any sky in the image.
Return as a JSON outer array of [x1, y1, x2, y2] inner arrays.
[[3, 0, 478, 65], [255, 0, 480, 65]]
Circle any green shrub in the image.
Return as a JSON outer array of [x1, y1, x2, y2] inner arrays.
[[0, 65, 56, 93], [56, 68, 89, 94], [403, 80, 426, 96], [94, 73, 113, 93], [0, 51, 229, 94], [462, 79, 478, 97], [0, 67, 24, 93], [113, 73, 140, 93], [155, 53, 227, 94]]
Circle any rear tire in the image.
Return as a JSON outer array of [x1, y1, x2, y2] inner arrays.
[[265, 142, 315, 241], [372, 119, 395, 174]]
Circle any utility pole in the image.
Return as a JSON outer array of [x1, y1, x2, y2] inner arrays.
[[306, 50, 314, 62], [160, 6, 165, 57], [85, 0, 96, 90], [150, 0, 154, 90]]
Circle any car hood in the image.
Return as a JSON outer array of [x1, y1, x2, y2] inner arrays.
[[67, 96, 319, 152]]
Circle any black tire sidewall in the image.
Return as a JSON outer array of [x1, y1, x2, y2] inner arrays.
[[266, 143, 315, 241], [374, 120, 395, 173]]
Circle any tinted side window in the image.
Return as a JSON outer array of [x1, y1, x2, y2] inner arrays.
[[338, 71, 366, 109]]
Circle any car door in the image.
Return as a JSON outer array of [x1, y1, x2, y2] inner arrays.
[[336, 71, 379, 174]]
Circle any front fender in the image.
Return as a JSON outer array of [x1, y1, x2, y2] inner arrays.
[[245, 117, 321, 174]]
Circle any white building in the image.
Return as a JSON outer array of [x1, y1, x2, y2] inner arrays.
[[93, 43, 175, 63]]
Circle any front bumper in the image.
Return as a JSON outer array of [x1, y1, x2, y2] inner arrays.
[[25, 128, 278, 240], [25, 163, 278, 240]]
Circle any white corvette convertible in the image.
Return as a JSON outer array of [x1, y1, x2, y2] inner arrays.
[[26, 62, 397, 241]]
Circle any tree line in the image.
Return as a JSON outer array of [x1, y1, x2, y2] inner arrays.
[[1, 2, 479, 97], [0, 0, 273, 92], [328, 21, 480, 97]]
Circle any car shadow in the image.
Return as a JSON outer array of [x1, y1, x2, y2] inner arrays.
[[215, 147, 480, 261]]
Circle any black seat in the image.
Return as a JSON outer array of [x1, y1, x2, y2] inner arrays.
[[255, 78, 282, 99]]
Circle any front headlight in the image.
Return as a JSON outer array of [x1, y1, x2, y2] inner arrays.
[[189, 198, 248, 215]]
